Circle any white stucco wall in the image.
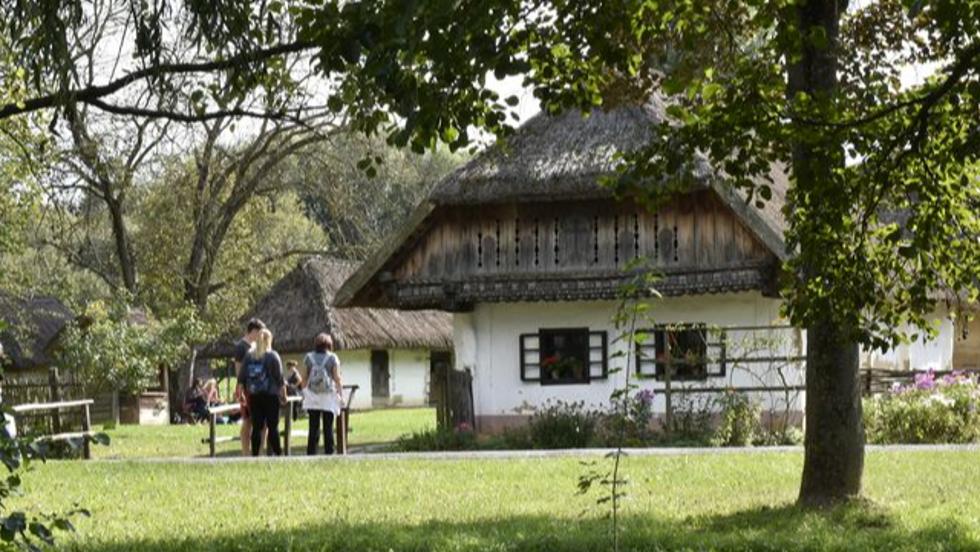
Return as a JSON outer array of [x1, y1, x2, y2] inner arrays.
[[389, 349, 431, 407], [283, 348, 432, 410], [456, 292, 805, 422], [859, 311, 956, 372]]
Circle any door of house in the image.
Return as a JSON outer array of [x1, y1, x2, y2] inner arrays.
[[371, 350, 390, 405], [429, 351, 453, 426]]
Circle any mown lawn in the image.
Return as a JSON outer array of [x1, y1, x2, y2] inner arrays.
[[13, 449, 980, 551], [91, 407, 435, 459]]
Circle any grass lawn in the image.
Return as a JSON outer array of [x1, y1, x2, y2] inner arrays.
[[13, 449, 980, 551], [91, 407, 435, 459]]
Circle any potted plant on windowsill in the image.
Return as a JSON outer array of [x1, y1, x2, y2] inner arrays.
[[541, 355, 585, 382]]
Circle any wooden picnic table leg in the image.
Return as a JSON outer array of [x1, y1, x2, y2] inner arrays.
[[283, 403, 292, 457], [81, 403, 92, 460], [209, 413, 217, 458]]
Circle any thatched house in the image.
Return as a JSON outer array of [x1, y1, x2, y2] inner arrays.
[[336, 102, 975, 433], [0, 293, 75, 373], [201, 257, 452, 409]]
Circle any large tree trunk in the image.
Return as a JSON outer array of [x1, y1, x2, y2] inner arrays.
[[787, 0, 865, 506], [799, 320, 864, 506]]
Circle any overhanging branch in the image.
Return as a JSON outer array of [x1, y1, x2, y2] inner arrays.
[[0, 40, 318, 120]]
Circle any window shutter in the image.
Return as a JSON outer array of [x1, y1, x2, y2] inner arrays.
[[520, 333, 541, 381], [588, 331, 608, 380]]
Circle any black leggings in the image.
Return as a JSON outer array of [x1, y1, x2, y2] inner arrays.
[[249, 394, 282, 456], [307, 410, 335, 455]]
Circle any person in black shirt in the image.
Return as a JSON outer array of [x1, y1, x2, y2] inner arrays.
[[233, 318, 265, 456]]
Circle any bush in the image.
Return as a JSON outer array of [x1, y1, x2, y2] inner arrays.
[[526, 400, 602, 449], [712, 390, 761, 447], [393, 425, 478, 452], [864, 371, 980, 444], [601, 389, 656, 446], [659, 392, 715, 446]]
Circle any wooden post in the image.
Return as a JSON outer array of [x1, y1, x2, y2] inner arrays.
[[283, 403, 292, 456], [336, 408, 347, 455], [81, 402, 92, 460], [664, 338, 673, 435], [48, 367, 62, 434], [209, 412, 217, 457]]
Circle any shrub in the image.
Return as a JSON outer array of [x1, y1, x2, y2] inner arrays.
[[659, 392, 715, 446], [602, 389, 656, 446], [393, 425, 478, 452], [526, 400, 602, 449], [712, 390, 761, 447], [864, 371, 980, 444]]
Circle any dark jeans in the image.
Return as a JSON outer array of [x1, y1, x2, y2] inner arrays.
[[249, 394, 282, 456], [307, 410, 335, 455]]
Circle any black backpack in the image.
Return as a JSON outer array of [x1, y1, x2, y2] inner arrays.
[[245, 353, 274, 396]]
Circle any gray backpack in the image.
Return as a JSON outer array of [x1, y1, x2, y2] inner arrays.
[[306, 352, 336, 394]]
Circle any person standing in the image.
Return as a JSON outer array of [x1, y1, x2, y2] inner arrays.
[[302, 333, 343, 455], [285, 360, 304, 421], [233, 319, 266, 456], [238, 328, 286, 456]]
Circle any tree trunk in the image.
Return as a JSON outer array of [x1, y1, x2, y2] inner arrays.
[[787, 0, 865, 506], [799, 320, 864, 506], [106, 193, 138, 295]]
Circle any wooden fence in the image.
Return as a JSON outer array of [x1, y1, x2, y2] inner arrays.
[[3, 369, 116, 433], [860, 368, 980, 396]]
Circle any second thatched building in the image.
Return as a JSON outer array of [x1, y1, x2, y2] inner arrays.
[[201, 257, 453, 410]]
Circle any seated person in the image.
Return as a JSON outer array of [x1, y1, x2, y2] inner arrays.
[[203, 378, 223, 406], [183, 378, 209, 423]]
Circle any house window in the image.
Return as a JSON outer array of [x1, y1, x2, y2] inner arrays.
[[520, 329, 607, 384], [637, 324, 711, 381]]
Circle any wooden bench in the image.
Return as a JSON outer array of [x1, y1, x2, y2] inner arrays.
[[203, 385, 359, 457], [12, 399, 96, 459]]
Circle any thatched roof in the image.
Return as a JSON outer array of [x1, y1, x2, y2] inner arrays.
[[336, 102, 791, 308], [428, 100, 788, 244], [0, 293, 75, 371], [200, 257, 452, 358], [429, 101, 691, 204]]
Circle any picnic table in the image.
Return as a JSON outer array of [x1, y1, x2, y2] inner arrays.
[[202, 385, 359, 457], [12, 399, 95, 459]]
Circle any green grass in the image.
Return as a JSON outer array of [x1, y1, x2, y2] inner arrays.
[[92, 407, 436, 459], [13, 449, 980, 551]]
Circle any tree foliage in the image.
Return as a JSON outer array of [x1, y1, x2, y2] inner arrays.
[[290, 134, 464, 259], [54, 300, 205, 395]]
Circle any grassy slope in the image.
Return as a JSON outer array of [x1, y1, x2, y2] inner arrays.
[[14, 449, 980, 551], [91, 407, 436, 459]]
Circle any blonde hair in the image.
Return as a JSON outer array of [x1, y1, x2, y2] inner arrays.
[[254, 329, 273, 357]]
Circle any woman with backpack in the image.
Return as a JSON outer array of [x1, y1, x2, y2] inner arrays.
[[238, 328, 286, 456], [302, 333, 344, 455]]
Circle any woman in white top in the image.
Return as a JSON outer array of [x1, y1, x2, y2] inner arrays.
[[302, 333, 344, 454]]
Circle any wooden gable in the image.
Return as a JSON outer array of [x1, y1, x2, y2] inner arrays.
[[366, 190, 780, 310]]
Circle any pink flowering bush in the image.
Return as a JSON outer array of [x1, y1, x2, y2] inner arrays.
[[864, 370, 980, 444]]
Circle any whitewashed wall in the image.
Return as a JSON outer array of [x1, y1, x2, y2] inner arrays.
[[455, 292, 804, 428], [389, 349, 431, 407], [283, 348, 431, 410], [859, 309, 956, 371]]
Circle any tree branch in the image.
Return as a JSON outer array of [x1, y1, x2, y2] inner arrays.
[[0, 40, 317, 120]]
